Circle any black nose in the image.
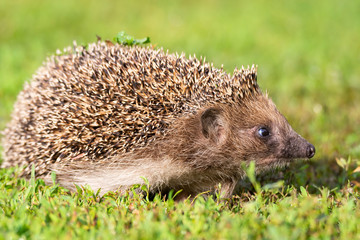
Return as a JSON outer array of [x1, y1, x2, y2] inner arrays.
[[306, 144, 316, 158]]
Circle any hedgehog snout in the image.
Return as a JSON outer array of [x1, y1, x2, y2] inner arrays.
[[306, 144, 316, 159], [279, 131, 316, 160]]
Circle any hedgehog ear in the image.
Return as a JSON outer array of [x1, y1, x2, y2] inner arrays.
[[201, 107, 227, 145]]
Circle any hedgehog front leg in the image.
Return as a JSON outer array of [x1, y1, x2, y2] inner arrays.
[[214, 180, 237, 199]]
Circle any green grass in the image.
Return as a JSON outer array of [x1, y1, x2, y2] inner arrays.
[[1, 0, 360, 239]]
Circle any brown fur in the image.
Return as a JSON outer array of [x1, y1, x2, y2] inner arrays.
[[2, 41, 315, 197]]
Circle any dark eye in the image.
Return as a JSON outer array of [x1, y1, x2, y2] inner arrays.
[[257, 127, 270, 138]]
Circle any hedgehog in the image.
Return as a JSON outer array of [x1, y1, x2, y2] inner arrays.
[[1, 41, 315, 198]]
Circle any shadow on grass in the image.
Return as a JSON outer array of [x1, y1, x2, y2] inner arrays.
[[236, 157, 360, 197]]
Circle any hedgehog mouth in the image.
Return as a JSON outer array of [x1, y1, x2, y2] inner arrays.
[[256, 156, 307, 169]]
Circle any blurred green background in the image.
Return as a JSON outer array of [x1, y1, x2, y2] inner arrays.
[[0, 0, 359, 164]]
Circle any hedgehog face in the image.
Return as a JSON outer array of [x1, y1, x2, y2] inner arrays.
[[232, 95, 314, 168], [200, 95, 315, 170]]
